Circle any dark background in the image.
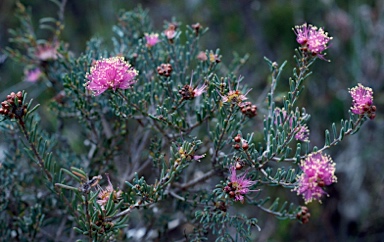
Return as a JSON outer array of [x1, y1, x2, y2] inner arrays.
[[1, 0, 383, 241]]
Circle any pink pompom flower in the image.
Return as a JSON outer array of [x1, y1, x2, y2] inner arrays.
[[294, 151, 337, 204], [293, 23, 332, 59], [85, 56, 138, 96], [349, 83, 376, 119]]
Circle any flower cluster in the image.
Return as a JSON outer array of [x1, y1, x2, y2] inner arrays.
[[293, 23, 332, 58], [224, 165, 257, 203], [85, 56, 138, 96], [0, 91, 26, 120], [349, 83, 376, 119], [239, 101, 258, 118], [157, 63, 173, 77], [294, 151, 337, 204]]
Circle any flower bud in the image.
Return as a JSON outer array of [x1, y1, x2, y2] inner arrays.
[[234, 134, 241, 143], [242, 142, 249, 150]]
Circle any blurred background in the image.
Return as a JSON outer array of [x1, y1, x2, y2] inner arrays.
[[0, 0, 383, 241]]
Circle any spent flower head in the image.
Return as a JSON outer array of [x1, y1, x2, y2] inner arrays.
[[179, 74, 207, 100], [224, 165, 257, 203], [85, 56, 138, 96], [97, 174, 122, 209], [293, 23, 332, 59], [294, 151, 336, 204], [349, 83, 376, 119]]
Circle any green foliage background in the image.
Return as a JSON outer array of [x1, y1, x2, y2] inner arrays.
[[0, 0, 383, 241]]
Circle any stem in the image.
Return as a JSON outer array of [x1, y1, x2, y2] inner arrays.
[[18, 119, 53, 181], [255, 202, 296, 219], [175, 170, 216, 190], [317, 116, 363, 153], [212, 105, 235, 167], [105, 201, 141, 222], [84, 193, 92, 242], [265, 65, 279, 156]]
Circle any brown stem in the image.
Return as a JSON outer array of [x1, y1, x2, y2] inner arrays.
[[175, 170, 216, 190], [18, 119, 53, 181]]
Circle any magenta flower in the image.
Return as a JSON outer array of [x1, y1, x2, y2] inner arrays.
[[224, 165, 257, 203], [35, 42, 58, 61], [349, 83, 376, 119], [293, 23, 332, 58], [24, 68, 42, 82], [294, 125, 310, 142], [97, 174, 122, 209], [294, 151, 337, 204], [85, 56, 138, 96], [145, 33, 160, 47]]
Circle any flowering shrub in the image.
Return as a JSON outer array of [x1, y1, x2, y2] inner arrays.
[[0, 2, 377, 241]]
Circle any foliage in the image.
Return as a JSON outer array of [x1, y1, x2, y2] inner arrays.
[[0, 1, 377, 241]]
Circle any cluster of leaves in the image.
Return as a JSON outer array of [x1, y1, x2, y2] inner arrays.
[[0, 1, 374, 241]]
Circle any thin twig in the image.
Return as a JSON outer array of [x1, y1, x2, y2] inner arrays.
[[175, 170, 216, 190]]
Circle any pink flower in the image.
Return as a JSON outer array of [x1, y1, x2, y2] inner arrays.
[[85, 56, 138, 96], [293, 23, 332, 58], [24, 68, 42, 82], [294, 151, 337, 204], [349, 83, 376, 119], [224, 165, 257, 203], [164, 24, 177, 41], [145, 33, 160, 47], [97, 174, 122, 209], [294, 125, 310, 142], [196, 51, 207, 61], [35, 42, 58, 61]]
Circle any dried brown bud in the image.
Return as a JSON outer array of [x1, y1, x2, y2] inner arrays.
[[157, 63, 173, 77], [178, 85, 194, 100], [369, 113, 376, 120], [240, 101, 258, 118]]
